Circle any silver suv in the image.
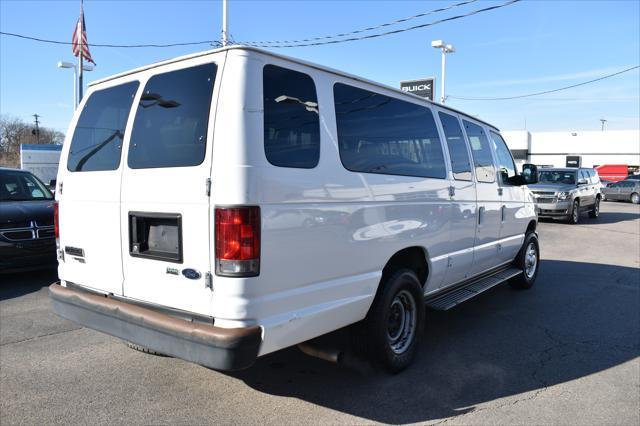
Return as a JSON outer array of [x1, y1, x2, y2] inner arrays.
[[529, 168, 601, 224]]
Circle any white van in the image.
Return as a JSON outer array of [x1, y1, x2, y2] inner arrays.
[[50, 46, 540, 373]]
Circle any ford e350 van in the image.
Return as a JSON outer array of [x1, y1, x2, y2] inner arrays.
[[50, 46, 540, 373]]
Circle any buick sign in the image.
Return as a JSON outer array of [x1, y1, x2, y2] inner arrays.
[[400, 78, 435, 101]]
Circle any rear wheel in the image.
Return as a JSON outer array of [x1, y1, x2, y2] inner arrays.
[[631, 192, 640, 204], [126, 342, 165, 356], [352, 269, 424, 373], [509, 232, 540, 290], [589, 197, 600, 218], [567, 199, 580, 224]]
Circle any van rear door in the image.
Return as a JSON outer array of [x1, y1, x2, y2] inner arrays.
[[119, 59, 220, 316], [57, 80, 140, 295]]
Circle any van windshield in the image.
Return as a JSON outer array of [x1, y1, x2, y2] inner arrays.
[[538, 170, 576, 185], [0, 170, 53, 201]]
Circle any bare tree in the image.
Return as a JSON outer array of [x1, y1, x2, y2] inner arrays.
[[0, 115, 64, 168]]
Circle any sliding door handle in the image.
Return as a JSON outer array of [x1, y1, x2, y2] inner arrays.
[[478, 206, 485, 225]]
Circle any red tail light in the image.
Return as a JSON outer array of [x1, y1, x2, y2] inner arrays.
[[53, 201, 59, 239], [215, 206, 260, 277]]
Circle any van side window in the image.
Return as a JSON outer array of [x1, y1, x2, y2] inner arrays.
[[263, 65, 320, 168], [67, 81, 139, 172], [334, 83, 446, 179], [489, 131, 516, 183], [128, 63, 216, 169], [463, 120, 495, 183], [438, 112, 472, 181]]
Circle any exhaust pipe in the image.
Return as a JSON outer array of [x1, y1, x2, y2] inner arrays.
[[297, 342, 342, 364], [298, 342, 372, 374]]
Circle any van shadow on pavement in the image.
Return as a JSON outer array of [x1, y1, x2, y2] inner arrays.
[[229, 260, 639, 423]]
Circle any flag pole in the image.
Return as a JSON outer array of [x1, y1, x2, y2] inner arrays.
[[78, 0, 84, 104]]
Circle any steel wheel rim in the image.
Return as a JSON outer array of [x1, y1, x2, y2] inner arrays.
[[524, 242, 538, 279], [387, 289, 417, 354]]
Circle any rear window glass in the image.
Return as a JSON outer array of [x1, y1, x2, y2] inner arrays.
[[263, 65, 320, 168], [67, 81, 139, 172], [128, 63, 216, 169], [463, 120, 495, 183], [334, 83, 446, 179]]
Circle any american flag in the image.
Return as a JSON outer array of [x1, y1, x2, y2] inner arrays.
[[71, 5, 96, 65]]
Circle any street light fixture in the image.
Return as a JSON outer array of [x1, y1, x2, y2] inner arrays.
[[600, 118, 607, 131], [431, 40, 455, 104], [57, 61, 95, 109]]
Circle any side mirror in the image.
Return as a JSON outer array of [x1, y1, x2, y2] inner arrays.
[[49, 179, 56, 188], [578, 178, 588, 185], [521, 163, 538, 185]]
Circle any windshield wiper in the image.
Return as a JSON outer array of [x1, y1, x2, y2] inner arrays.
[[75, 130, 124, 171]]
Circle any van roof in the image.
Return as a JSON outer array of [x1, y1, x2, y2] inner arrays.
[[89, 45, 499, 131]]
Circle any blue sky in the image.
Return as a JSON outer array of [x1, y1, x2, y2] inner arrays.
[[1, 0, 638, 134]]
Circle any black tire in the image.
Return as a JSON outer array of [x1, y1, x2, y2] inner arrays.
[[588, 197, 600, 218], [126, 341, 165, 356], [567, 199, 580, 224], [352, 269, 425, 373], [631, 192, 640, 204], [509, 232, 540, 290]]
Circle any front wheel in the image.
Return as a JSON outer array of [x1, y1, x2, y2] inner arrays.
[[589, 197, 600, 218], [352, 269, 424, 373], [631, 192, 640, 204], [567, 199, 580, 224], [509, 232, 540, 290]]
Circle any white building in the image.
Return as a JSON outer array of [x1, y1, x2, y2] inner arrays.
[[502, 129, 640, 172], [20, 144, 62, 184]]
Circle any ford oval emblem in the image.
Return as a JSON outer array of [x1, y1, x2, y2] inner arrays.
[[182, 269, 201, 280]]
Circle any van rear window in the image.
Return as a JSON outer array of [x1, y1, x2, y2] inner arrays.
[[334, 83, 446, 179], [263, 65, 320, 169], [128, 63, 216, 169], [67, 81, 139, 172]]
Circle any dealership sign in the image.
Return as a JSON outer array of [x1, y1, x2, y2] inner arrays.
[[400, 77, 435, 101]]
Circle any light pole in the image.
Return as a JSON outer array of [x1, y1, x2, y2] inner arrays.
[[222, 0, 228, 46], [57, 61, 94, 109], [600, 118, 607, 131], [431, 40, 455, 104]]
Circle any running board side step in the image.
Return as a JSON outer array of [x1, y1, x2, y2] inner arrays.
[[426, 267, 522, 311]]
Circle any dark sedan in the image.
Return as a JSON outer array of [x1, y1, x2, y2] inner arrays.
[[0, 168, 57, 272]]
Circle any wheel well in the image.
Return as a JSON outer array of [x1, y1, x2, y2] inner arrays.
[[381, 247, 428, 287], [526, 220, 536, 235]]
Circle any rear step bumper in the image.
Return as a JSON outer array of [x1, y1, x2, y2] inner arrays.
[[49, 283, 262, 371]]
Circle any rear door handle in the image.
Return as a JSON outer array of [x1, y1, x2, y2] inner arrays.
[[478, 206, 485, 225], [497, 187, 503, 196], [448, 186, 455, 197]]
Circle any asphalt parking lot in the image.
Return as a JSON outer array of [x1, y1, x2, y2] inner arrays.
[[1, 201, 639, 425]]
